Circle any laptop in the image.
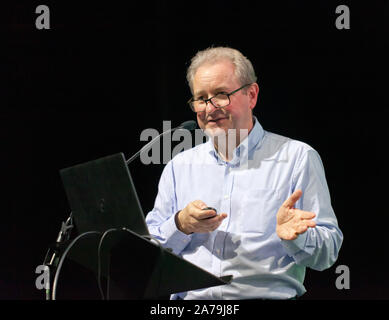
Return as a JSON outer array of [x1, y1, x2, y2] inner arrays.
[[60, 152, 149, 237], [59, 152, 232, 298]]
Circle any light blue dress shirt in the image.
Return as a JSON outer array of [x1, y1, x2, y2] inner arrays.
[[145, 117, 343, 299]]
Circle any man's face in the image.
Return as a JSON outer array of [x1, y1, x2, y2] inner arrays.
[[192, 59, 258, 137]]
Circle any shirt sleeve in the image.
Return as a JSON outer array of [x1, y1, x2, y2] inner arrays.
[[145, 161, 192, 255], [280, 148, 344, 271]]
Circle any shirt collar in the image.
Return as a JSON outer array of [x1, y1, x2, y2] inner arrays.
[[207, 116, 265, 166]]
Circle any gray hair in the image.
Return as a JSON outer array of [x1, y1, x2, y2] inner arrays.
[[186, 47, 257, 94]]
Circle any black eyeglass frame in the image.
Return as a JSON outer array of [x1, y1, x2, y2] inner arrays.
[[187, 83, 252, 112]]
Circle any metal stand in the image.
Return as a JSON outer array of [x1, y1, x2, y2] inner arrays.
[[42, 212, 74, 300]]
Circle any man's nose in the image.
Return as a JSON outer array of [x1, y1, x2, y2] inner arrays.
[[205, 100, 218, 114]]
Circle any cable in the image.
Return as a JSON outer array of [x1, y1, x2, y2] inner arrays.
[[97, 228, 118, 300], [51, 231, 101, 300], [141, 234, 162, 246]]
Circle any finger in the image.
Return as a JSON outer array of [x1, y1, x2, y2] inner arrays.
[[296, 225, 308, 234], [197, 213, 227, 231], [210, 213, 227, 223], [196, 208, 218, 220], [282, 189, 303, 209], [219, 213, 228, 220], [295, 220, 316, 234], [190, 200, 214, 219], [200, 213, 227, 225], [306, 220, 316, 228], [201, 208, 219, 220], [292, 209, 316, 220]]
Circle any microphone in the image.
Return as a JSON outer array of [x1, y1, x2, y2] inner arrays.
[[178, 120, 197, 131], [126, 120, 197, 165]]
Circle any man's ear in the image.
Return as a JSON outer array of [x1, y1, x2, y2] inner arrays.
[[249, 83, 259, 110]]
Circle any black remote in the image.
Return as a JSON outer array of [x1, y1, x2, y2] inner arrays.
[[202, 207, 217, 219]]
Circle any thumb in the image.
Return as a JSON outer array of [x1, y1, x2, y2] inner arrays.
[[282, 189, 302, 209]]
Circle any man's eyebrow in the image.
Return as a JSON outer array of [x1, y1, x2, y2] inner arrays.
[[193, 90, 205, 98], [214, 86, 230, 92], [194, 86, 230, 98]]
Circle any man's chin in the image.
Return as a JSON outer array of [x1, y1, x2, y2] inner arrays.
[[203, 126, 227, 138]]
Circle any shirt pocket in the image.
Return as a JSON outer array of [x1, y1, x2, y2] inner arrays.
[[239, 188, 281, 234]]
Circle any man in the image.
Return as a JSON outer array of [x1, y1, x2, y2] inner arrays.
[[145, 47, 343, 299]]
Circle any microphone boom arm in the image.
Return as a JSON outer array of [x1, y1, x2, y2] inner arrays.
[[126, 128, 174, 165], [126, 120, 196, 165]]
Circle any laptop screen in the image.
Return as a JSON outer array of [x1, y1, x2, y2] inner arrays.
[[60, 153, 149, 237]]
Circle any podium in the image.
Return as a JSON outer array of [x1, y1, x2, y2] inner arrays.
[[68, 228, 232, 299], [59, 153, 232, 299]]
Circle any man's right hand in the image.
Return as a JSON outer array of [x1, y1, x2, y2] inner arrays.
[[175, 200, 227, 235]]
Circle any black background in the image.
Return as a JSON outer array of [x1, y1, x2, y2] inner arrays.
[[1, 0, 388, 300]]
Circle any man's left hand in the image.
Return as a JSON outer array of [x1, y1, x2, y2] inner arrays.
[[276, 189, 316, 240]]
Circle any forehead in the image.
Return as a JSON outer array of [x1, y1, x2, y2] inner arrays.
[[193, 60, 239, 94]]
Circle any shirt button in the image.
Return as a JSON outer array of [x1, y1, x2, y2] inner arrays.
[[224, 195, 229, 199]]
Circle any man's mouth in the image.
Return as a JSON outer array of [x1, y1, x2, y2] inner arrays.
[[207, 117, 227, 124]]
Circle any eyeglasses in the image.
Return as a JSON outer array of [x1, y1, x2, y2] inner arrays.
[[188, 83, 252, 113]]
